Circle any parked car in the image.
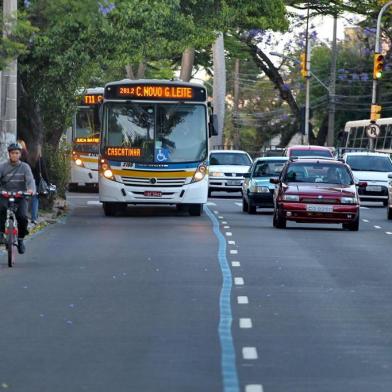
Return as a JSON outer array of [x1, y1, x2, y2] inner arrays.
[[208, 150, 252, 196], [285, 145, 334, 158], [242, 157, 288, 213], [342, 151, 392, 206], [271, 158, 365, 230]]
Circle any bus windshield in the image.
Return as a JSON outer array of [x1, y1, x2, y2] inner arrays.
[[74, 107, 100, 139], [346, 155, 392, 172], [104, 102, 207, 163]]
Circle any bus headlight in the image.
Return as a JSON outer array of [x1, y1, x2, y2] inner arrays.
[[192, 164, 207, 183], [75, 158, 83, 167], [104, 169, 114, 179], [210, 171, 224, 177]]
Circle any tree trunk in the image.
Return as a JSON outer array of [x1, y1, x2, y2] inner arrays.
[[179, 48, 195, 82], [211, 33, 226, 149], [125, 64, 135, 79], [136, 62, 146, 79]]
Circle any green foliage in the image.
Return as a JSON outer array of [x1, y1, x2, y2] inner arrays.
[[43, 142, 70, 198]]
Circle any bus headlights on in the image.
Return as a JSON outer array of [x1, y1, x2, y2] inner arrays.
[[100, 159, 115, 180], [103, 169, 114, 179], [192, 164, 207, 183], [75, 158, 83, 167]]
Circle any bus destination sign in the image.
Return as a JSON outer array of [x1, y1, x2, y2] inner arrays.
[[105, 83, 206, 102], [105, 147, 142, 158], [75, 137, 100, 143], [82, 94, 103, 105]]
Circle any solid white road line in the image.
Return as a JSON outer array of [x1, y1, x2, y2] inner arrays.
[[230, 250, 238, 254], [232, 261, 241, 267], [234, 277, 244, 285], [245, 385, 264, 392], [237, 296, 249, 304], [242, 347, 258, 360], [240, 318, 253, 329]]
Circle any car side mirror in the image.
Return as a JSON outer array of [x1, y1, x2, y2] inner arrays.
[[209, 114, 219, 137], [270, 178, 280, 184], [243, 172, 250, 178], [357, 181, 367, 188]]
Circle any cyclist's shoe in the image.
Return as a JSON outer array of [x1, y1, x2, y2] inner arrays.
[[0, 233, 5, 245], [17, 239, 25, 254]]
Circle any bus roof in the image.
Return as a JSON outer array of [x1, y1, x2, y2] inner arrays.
[[344, 117, 392, 132]]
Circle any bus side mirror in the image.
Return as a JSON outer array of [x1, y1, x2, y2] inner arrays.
[[209, 114, 219, 137]]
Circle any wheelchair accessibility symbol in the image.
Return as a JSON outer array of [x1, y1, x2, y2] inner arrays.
[[156, 148, 169, 162]]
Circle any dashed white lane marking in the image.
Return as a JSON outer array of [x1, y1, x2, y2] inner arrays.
[[245, 385, 264, 392], [222, 221, 227, 224], [232, 261, 241, 267], [234, 277, 244, 285], [242, 347, 258, 360], [214, 210, 219, 214], [226, 232, 232, 236], [224, 226, 231, 229], [235, 202, 242, 207], [228, 240, 236, 245], [230, 250, 238, 254], [240, 318, 253, 329], [206, 202, 216, 206], [386, 232, 392, 235], [87, 201, 101, 205], [360, 206, 369, 210], [362, 219, 369, 223], [237, 296, 249, 304], [374, 225, 381, 229], [67, 195, 98, 199]]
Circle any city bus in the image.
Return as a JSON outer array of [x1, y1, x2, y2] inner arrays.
[[99, 79, 216, 216], [342, 117, 392, 154], [68, 87, 104, 191]]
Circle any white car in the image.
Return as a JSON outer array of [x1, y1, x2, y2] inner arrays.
[[208, 150, 253, 196], [342, 151, 392, 206]]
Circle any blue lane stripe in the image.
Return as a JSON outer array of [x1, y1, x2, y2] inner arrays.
[[205, 206, 240, 392]]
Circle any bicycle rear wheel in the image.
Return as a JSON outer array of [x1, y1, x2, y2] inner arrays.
[[7, 221, 16, 268]]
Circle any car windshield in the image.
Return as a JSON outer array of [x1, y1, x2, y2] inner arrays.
[[284, 163, 354, 185], [253, 160, 287, 177], [104, 102, 207, 163], [209, 153, 251, 166], [290, 149, 332, 157], [346, 155, 392, 172]]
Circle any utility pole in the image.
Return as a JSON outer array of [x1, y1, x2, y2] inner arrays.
[[1, 0, 18, 160], [327, 14, 338, 147], [233, 58, 240, 150], [303, 5, 311, 144]]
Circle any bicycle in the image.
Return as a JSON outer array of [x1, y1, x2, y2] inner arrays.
[[1, 191, 31, 267]]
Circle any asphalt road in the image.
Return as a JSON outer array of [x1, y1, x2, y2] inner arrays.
[[1, 191, 392, 392]]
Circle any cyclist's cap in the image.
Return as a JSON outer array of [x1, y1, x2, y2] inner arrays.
[[7, 143, 23, 152]]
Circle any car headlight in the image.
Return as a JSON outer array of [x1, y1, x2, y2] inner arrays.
[[192, 164, 207, 183], [283, 194, 300, 201], [341, 197, 357, 204], [210, 171, 224, 177], [250, 185, 269, 193]]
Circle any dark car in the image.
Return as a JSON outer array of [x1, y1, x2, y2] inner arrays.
[[242, 157, 288, 213], [271, 158, 365, 231]]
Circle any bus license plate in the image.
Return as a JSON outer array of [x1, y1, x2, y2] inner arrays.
[[227, 180, 241, 186], [144, 191, 162, 197], [366, 185, 382, 192], [306, 204, 333, 213]]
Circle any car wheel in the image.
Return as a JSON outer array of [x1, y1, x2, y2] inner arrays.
[[247, 202, 256, 214], [383, 200, 388, 207], [242, 197, 248, 212], [343, 215, 359, 231], [388, 206, 392, 220], [274, 207, 286, 229]]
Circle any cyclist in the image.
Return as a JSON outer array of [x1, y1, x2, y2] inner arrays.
[[0, 143, 36, 254]]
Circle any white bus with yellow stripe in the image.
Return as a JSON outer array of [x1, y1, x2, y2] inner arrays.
[[99, 79, 216, 216], [69, 87, 104, 191]]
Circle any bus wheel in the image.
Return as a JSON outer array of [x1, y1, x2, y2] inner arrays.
[[103, 202, 117, 216], [68, 183, 78, 192], [189, 204, 203, 216]]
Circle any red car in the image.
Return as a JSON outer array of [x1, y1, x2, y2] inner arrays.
[[285, 145, 334, 158], [271, 158, 366, 231]]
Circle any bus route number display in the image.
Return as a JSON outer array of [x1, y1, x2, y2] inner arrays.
[[119, 85, 193, 100], [83, 94, 103, 105], [75, 137, 100, 143]]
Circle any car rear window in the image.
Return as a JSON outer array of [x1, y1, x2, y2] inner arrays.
[[289, 149, 332, 157], [346, 155, 392, 172], [209, 153, 251, 166], [284, 163, 353, 185], [253, 160, 287, 177]]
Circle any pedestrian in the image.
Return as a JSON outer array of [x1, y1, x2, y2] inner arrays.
[[0, 143, 36, 253]]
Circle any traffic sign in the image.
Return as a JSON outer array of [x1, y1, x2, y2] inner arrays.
[[365, 123, 381, 139]]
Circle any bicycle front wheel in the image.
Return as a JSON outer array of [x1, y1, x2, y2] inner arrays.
[[7, 221, 16, 268]]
